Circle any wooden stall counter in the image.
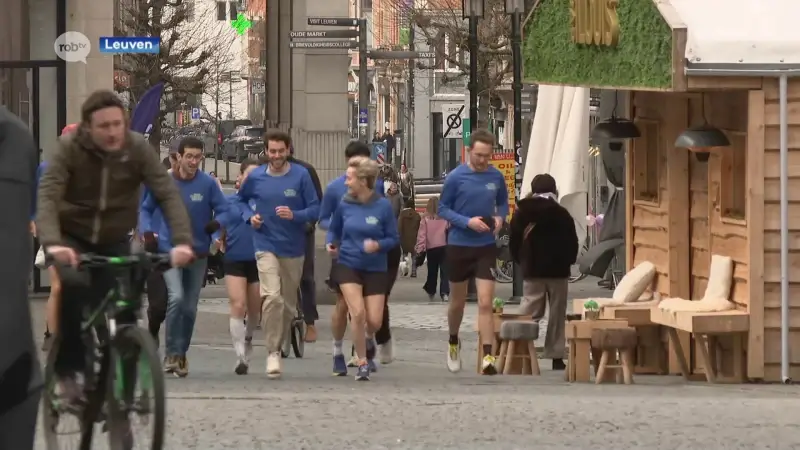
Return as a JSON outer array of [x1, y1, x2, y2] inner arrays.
[[565, 319, 628, 382]]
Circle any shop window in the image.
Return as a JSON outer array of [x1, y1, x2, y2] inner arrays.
[[632, 119, 660, 203], [217, 2, 226, 21], [720, 131, 747, 221]]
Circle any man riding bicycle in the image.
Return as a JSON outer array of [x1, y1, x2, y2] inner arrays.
[[35, 90, 195, 403]]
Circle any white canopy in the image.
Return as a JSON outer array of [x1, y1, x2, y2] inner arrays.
[[667, 0, 800, 65]]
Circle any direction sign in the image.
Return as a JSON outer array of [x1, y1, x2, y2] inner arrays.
[[289, 41, 358, 49], [290, 30, 359, 39], [191, 107, 200, 120], [358, 108, 368, 125], [368, 50, 437, 60], [307, 17, 359, 26], [442, 104, 464, 139]]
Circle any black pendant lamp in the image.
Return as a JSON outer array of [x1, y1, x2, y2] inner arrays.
[[591, 91, 641, 145], [674, 93, 730, 162]]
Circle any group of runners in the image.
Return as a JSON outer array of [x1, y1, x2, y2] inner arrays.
[[34, 90, 510, 392]]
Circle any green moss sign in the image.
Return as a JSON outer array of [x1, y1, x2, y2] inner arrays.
[[524, 0, 674, 89]]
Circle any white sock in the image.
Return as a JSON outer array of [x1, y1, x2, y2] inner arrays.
[[245, 314, 257, 339], [230, 317, 247, 359], [333, 340, 343, 356]]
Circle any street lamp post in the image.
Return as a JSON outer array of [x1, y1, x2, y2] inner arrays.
[[506, 0, 524, 300], [463, 0, 484, 134]]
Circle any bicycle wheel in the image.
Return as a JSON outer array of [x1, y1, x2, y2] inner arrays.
[[291, 320, 305, 358], [106, 326, 165, 450], [43, 335, 95, 450]]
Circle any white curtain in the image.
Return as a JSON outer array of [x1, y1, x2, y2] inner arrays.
[[521, 84, 590, 249]]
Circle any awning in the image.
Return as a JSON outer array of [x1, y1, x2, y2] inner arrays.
[[669, 0, 800, 65]]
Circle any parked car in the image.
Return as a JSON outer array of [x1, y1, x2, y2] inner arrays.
[[217, 119, 253, 145], [223, 126, 265, 162]]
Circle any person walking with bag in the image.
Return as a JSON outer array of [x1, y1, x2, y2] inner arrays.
[[398, 198, 421, 277], [415, 197, 449, 301], [509, 173, 579, 371]]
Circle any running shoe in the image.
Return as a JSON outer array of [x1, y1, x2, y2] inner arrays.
[[355, 362, 370, 381], [481, 354, 498, 375], [163, 355, 179, 374], [379, 340, 394, 364], [266, 352, 282, 379], [175, 356, 189, 378], [447, 340, 462, 373], [347, 355, 360, 367], [234, 359, 248, 375], [332, 354, 348, 376], [367, 358, 378, 373]]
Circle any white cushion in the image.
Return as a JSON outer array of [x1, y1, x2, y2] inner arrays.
[[703, 254, 733, 301], [612, 262, 656, 304]]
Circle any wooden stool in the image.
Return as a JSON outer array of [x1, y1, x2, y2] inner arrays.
[[591, 327, 637, 385], [497, 320, 541, 375]]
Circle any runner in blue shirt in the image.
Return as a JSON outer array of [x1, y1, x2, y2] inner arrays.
[[234, 130, 319, 379], [438, 129, 509, 375], [326, 156, 399, 380]]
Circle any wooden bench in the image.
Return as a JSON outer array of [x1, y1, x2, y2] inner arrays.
[[650, 307, 749, 383]]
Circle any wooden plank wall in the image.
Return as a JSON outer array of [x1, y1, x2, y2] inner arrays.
[[629, 92, 671, 297], [761, 79, 800, 381]]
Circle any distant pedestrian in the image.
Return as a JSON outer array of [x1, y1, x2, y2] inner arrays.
[[398, 198, 421, 277], [288, 146, 324, 343], [509, 173, 578, 371], [415, 197, 449, 301]]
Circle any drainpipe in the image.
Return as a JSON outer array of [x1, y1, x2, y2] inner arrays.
[[685, 65, 800, 384]]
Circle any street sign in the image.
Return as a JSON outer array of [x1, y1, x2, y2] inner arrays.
[[442, 104, 464, 139], [251, 80, 265, 94], [289, 41, 357, 49], [358, 108, 368, 125], [371, 142, 387, 163], [290, 30, 359, 39], [307, 17, 359, 26], [191, 107, 200, 120], [463, 118, 471, 146], [368, 50, 436, 60]]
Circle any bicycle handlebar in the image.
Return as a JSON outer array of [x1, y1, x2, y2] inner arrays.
[[46, 252, 172, 269]]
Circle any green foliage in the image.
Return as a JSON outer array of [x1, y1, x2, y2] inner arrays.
[[523, 0, 673, 88]]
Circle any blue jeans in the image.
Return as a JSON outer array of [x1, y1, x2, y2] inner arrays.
[[163, 258, 208, 357]]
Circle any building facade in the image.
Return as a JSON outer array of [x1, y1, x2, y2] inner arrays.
[[1, 0, 114, 163]]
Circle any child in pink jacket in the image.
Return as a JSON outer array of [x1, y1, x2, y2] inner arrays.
[[415, 197, 450, 301]]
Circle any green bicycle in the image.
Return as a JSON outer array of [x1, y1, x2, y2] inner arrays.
[[42, 253, 170, 450]]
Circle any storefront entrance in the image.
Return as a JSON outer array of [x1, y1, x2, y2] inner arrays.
[[0, 60, 67, 292]]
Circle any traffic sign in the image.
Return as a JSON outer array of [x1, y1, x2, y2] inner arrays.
[[358, 108, 368, 125], [463, 118, 471, 146], [290, 30, 359, 39], [368, 50, 436, 60], [371, 142, 387, 163], [289, 41, 357, 49], [307, 17, 359, 26], [191, 107, 200, 120], [442, 104, 464, 139]]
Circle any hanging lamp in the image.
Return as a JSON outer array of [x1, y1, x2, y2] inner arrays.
[[591, 91, 641, 145], [674, 93, 730, 162]]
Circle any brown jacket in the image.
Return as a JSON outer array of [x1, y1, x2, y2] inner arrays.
[[398, 207, 421, 254], [36, 129, 193, 247]]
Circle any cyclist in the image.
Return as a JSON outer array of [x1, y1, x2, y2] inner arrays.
[[326, 156, 399, 381], [0, 105, 40, 450], [287, 146, 323, 343], [35, 90, 195, 403], [36, 123, 77, 352], [235, 130, 319, 379], [140, 136, 229, 378], [438, 129, 508, 375], [212, 159, 261, 374]]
